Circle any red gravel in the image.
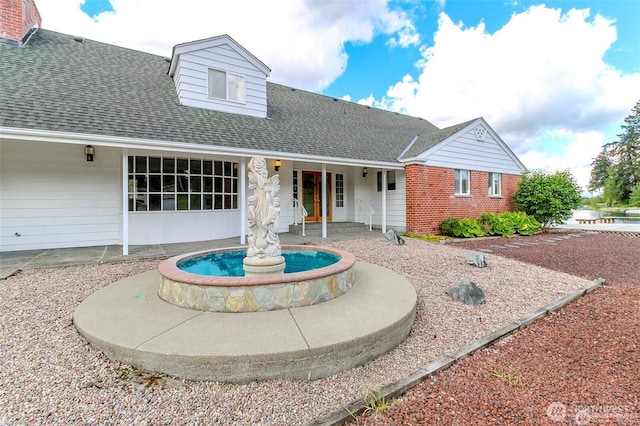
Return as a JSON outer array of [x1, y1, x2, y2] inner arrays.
[[351, 231, 640, 425]]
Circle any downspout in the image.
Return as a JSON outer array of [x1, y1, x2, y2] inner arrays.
[[121, 149, 129, 256], [240, 159, 246, 245], [322, 164, 327, 238]]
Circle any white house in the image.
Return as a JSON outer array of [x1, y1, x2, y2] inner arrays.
[[0, 0, 527, 254]]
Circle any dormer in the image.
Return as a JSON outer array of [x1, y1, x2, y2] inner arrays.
[[168, 34, 271, 118]]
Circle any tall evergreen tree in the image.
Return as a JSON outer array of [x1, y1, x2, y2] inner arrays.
[[588, 100, 640, 202]]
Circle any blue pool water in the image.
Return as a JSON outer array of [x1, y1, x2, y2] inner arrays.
[[178, 250, 340, 277]]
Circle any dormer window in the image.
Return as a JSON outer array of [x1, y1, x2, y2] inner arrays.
[[208, 68, 245, 103]]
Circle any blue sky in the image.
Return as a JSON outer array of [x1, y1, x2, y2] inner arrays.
[[38, 0, 640, 192]]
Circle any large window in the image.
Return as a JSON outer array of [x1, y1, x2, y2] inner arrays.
[[454, 169, 470, 195], [128, 156, 238, 212], [489, 172, 501, 196], [208, 69, 245, 102]]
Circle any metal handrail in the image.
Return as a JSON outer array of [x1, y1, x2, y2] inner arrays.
[[355, 199, 375, 231], [291, 197, 308, 236]]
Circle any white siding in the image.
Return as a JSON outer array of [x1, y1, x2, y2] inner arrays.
[[173, 44, 268, 117], [128, 210, 241, 245], [421, 126, 524, 174], [352, 169, 406, 232], [0, 140, 121, 251]]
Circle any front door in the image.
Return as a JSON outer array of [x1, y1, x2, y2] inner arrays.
[[302, 171, 331, 222]]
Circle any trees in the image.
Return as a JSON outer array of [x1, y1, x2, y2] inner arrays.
[[512, 170, 582, 229], [589, 100, 640, 203]]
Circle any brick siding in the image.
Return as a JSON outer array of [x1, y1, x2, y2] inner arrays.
[[0, 0, 42, 44], [406, 164, 520, 234]]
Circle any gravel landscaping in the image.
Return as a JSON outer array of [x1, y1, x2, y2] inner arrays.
[[1, 232, 627, 425], [351, 231, 640, 425]]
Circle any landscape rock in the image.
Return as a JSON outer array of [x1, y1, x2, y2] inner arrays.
[[385, 230, 405, 245], [446, 281, 486, 306], [466, 252, 487, 268]]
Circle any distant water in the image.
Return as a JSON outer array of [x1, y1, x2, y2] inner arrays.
[[568, 208, 640, 224]]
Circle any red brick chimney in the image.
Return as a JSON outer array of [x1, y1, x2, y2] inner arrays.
[[0, 0, 42, 46]]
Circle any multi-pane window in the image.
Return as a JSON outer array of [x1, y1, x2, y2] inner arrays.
[[335, 174, 344, 207], [128, 156, 238, 212], [454, 169, 470, 195], [292, 170, 298, 204], [208, 69, 245, 102], [489, 172, 501, 196], [376, 171, 397, 192]]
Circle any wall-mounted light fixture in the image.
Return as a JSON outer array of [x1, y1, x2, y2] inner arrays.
[[362, 167, 368, 178], [274, 159, 282, 172], [84, 145, 95, 162]]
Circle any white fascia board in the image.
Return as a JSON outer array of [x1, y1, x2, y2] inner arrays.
[[0, 126, 403, 169]]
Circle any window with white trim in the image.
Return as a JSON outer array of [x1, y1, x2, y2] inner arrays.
[[335, 174, 344, 207], [489, 172, 501, 196], [208, 69, 245, 102], [454, 169, 470, 195], [128, 156, 238, 212]]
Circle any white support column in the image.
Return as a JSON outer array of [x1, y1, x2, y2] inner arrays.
[[240, 159, 246, 245], [382, 169, 387, 234], [321, 163, 327, 239], [121, 150, 129, 256]]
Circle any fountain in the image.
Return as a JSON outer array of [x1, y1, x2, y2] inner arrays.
[[157, 156, 357, 312], [73, 156, 417, 383]]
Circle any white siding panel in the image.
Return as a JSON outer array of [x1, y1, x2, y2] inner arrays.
[[173, 43, 268, 118], [128, 210, 241, 245], [424, 130, 523, 174], [0, 141, 122, 251]]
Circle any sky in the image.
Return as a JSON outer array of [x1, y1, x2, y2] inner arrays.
[[36, 0, 640, 194]]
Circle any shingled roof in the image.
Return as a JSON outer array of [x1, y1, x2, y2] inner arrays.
[[1, 29, 451, 164]]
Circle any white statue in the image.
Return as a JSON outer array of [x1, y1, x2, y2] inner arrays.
[[245, 157, 284, 271]]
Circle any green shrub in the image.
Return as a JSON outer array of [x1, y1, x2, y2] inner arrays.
[[513, 170, 582, 228], [503, 211, 541, 236], [440, 217, 459, 236], [479, 212, 515, 237], [442, 212, 541, 238], [440, 217, 485, 238]]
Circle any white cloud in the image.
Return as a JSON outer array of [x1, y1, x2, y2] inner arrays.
[[362, 5, 640, 190], [36, 0, 416, 92], [519, 130, 605, 193]]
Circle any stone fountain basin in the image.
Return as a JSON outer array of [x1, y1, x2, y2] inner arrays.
[[158, 245, 356, 312]]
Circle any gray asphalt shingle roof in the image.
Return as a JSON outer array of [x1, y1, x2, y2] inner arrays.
[[1, 29, 457, 164]]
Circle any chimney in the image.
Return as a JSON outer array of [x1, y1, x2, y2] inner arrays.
[[0, 0, 42, 46]]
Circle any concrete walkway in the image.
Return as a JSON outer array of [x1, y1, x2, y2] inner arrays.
[[2, 223, 638, 279], [0, 228, 383, 279]]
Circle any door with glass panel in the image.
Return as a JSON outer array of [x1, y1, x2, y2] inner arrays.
[[302, 171, 331, 222]]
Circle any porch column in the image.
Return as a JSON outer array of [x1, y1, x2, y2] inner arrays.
[[321, 163, 327, 238], [240, 158, 246, 245], [121, 149, 129, 255], [381, 169, 387, 234]]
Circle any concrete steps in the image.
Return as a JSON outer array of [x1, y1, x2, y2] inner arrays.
[[288, 222, 371, 236]]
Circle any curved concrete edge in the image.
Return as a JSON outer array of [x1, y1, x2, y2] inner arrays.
[[308, 277, 607, 426], [73, 261, 417, 384]]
